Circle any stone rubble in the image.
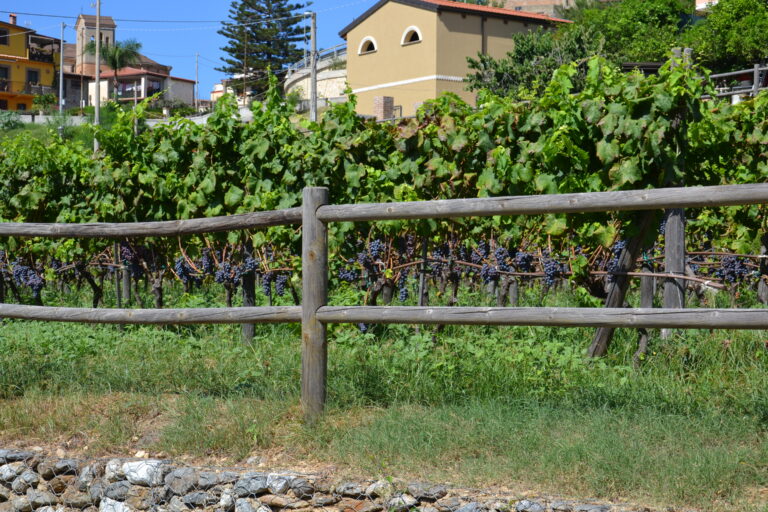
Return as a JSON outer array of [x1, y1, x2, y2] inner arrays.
[[0, 451, 691, 512]]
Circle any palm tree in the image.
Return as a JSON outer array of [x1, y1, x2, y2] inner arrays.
[[86, 39, 143, 100]]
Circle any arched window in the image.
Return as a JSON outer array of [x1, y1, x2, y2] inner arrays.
[[358, 36, 377, 55], [401, 26, 422, 45]]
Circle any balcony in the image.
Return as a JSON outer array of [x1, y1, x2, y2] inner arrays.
[[28, 48, 55, 64], [0, 80, 54, 96], [24, 83, 55, 95]]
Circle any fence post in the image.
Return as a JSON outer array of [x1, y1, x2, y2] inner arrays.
[[301, 187, 329, 421]]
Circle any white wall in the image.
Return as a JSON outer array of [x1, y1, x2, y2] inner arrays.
[[166, 79, 195, 105]]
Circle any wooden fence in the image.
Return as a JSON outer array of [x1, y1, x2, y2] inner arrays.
[[2, 183, 768, 419]]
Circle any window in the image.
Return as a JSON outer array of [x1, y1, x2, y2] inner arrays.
[[358, 36, 377, 55], [401, 26, 422, 45], [0, 66, 9, 91], [16, 103, 26, 111], [26, 69, 40, 85], [0, 29, 8, 46], [0, 99, 7, 110]]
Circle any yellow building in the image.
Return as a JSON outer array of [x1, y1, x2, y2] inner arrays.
[[340, 0, 568, 118], [0, 14, 61, 112]]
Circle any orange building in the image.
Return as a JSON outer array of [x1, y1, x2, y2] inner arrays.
[[0, 14, 61, 111]]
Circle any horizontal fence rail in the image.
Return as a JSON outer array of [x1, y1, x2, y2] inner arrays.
[[316, 306, 768, 329], [317, 184, 768, 222], [0, 305, 301, 324], [0, 208, 302, 239]]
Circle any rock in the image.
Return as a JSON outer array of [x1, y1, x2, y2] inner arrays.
[[234, 500, 255, 512], [182, 493, 218, 508], [310, 496, 339, 507], [0, 453, 35, 465], [434, 498, 461, 512], [257, 496, 289, 509], [11, 470, 39, 495], [125, 488, 152, 510], [104, 482, 131, 502], [104, 462, 124, 484], [514, 501, 544, 512], [0, 464, 25, 483], [455, 503, 484, 512], [283, 502, 309, 510], [336, 484, 364, 498], [484, 502, 509, 512], [165, 470, 199, 497], [168, 497, 188, 512], [406, 484, 447, 502], [551, 503, 573, 512], [88, 481, 105, 504], [218, 490, 235, 512], [150, 487, 173, 506], [36, 507, 62, 512], [11, 497, 31, 512], [27, 490, 58, 508], [574, 507, 610, 512], [419, 507, 439, 512], [387, 495, 417, 512], [38, 461, 81, 481], [0, 502, 11, 512], [339, 500, 382, 512], [99, 498, 130, 512], [287, 479, 312, 501], [122, 461, 169, 487], [61, 490, 93, 509], [48, 476, 76, 495], [0, 487, 10, 503], [265, 476, 291, 496], [364, 481, 393, 500], [233, 476, 268, 499]]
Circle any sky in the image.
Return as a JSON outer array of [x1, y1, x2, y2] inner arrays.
[[9, 0, 372, 99]]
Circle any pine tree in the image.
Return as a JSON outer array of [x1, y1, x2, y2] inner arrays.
[[217, 0, 308, 97]]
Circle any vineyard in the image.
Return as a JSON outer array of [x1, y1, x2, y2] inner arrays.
[[1, 57, 767, 330]]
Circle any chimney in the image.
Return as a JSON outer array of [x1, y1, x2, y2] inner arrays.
[[9, 13, 17, 25]]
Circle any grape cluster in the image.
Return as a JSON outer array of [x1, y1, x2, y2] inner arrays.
[[715, 256, 751, 284], [397, 268, 410, 301], [369, 239, 385, 260], [338, 259, 360, 282], [607, 240, 626, 283], [12, 260, 45, 298], [120, 242, 144, 278], [542, 257, 565, 287], [275, 273, 289, 297], [174, 257, 200, 286], [513, 250, 533, 272], [214, 261, 242, 286], [480, 263, 500, 284], [262, 271, 274, 296], [494, 247, 511, 272], [200, 249, 216, 276]]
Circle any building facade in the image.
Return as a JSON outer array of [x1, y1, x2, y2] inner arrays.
[[340, 0, 568, 118], [0, 14, 60, 111]]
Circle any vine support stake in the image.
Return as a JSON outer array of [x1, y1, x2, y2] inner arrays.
[[301, 187, 329, 422]]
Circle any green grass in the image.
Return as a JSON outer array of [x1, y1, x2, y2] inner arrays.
[[1, 282, 767, 509]]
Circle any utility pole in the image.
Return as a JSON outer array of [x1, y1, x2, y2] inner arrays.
[[309, 11, 317, 122], [94, 0, 101, 152], [58, 23, 65, 112], [242, 27, 248, 106], [195, 52, 199, 111]]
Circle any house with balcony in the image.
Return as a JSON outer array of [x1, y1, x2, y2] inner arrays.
[[88, 67, 195, 105], [0, 14, 60, 111]]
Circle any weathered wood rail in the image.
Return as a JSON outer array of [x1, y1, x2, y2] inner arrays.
[[2, 183, 768, 419]]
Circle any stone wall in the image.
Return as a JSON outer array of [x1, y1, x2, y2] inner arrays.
[[0, 450, 668, 512]]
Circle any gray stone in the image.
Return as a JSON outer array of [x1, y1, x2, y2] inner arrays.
[[104, 482, 131, 502], [233, 476, 268, 499], [150, 487, 173, 506], [77, 465, 103, 492], [514, 501, 544, 512], [573, 507, 610, 512], [336, 483, 364, 498], [0, 453, 35, 465], [0, 464, 25, 484], [265, 476, 290, 496], [357, 503, 383, 512], [387, 495, 417, 512], [287, 479, 312, 500], [406, 484, 446, 502], [217, 490, 235, 512], [38, 461, 81, 481], [419, 507, 439, 512], [87, 481, 105, 505], [167, 497, 188, 512], [61, 490, 93, 509], [455, 503, 484, 512], [365, 480, 395, 498], [164, 470, 199, 497], [182, 493, 218, 508], [434, 499, 461, 512], [98, 498, 130, 512], [484, 502, 509, 512], [310, 496, 339, 507], [103, 462, 124, 484], [11, 497, 31, 512], [550, 503, 572, 512], [234, 500, 255, 512], [0, 487, 10, 502], [27, 490, 58, 508], [122, 461, 169, 487], [36, 507, 62, 512], [11, 471, 38, 495], [125, 488, 152, 511]]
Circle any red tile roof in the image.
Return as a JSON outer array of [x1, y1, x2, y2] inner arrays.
[[420, 0, 571, 23]]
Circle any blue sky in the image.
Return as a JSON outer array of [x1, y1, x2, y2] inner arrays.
[[10, 0, 370, 98]]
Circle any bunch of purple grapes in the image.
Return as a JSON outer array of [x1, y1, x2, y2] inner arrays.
[[512, 250, 533, 272], [606, 240, 626, 283], [120, 242, 144, 278], [174, 257, 201, 286], [542, 256, 566, 287], [714, 256, 751, 284], [214, 261, 243, 286], [12, 260, 45, 299]]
